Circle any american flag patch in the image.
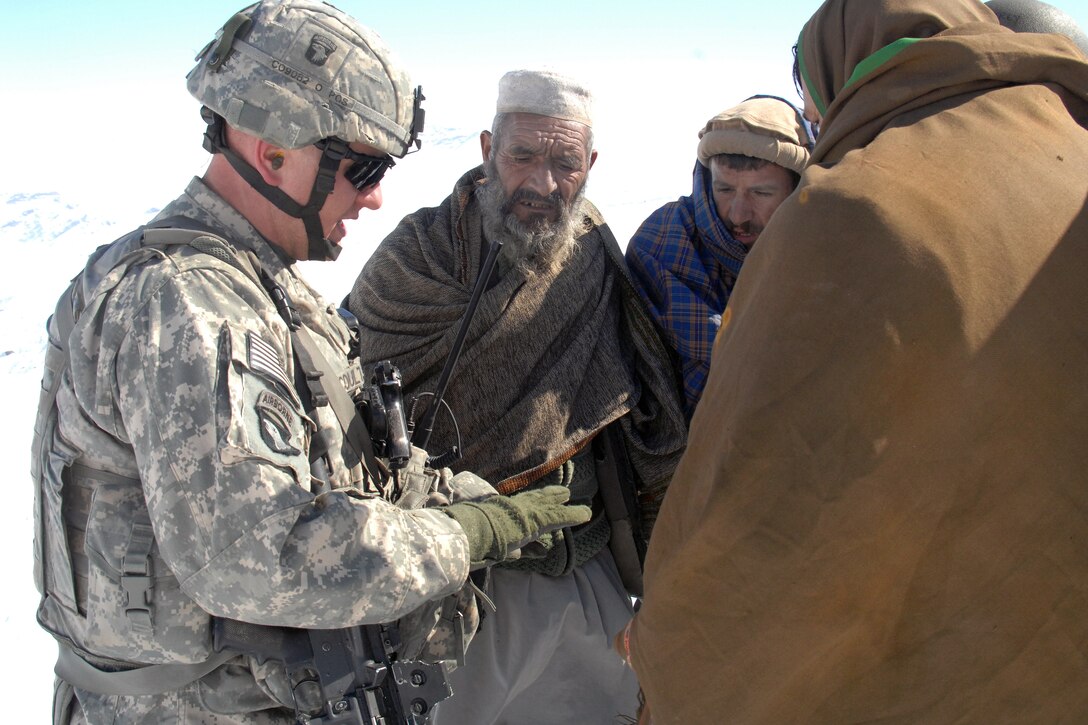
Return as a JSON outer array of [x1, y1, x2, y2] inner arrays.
[[247, 332, 293, 392]]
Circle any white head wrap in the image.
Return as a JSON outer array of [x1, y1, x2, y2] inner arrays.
[[495, 69, 594, 127]]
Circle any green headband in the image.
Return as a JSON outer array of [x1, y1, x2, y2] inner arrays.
[[797, 30, 921, 117], [796, 29, 828, 117]]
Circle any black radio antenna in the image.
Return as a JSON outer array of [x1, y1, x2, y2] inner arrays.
[[412, 238, 503, 451]]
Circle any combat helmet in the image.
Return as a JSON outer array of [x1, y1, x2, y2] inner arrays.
[[187, 0, 425, 261], [986, 0, 1088, 55]]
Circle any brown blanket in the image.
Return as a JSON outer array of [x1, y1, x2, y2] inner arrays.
[[630, 2, 1088, 721], [347, 166, 686, 525]]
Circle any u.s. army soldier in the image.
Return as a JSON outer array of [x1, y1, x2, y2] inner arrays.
[[31, 2, 589, 722]]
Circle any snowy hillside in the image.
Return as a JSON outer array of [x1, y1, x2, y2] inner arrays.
[[1, 191, 138, 716]]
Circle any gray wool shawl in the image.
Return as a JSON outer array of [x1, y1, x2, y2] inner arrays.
[[347, 166, 686, 521]]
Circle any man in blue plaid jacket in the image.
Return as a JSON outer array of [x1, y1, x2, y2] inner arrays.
[[625, 96, 812, 419]]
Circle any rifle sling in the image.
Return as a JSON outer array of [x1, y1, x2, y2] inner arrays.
[[594, 423, 646, 597], [55, 643, 236, 697], [291, 324, 387, 486]]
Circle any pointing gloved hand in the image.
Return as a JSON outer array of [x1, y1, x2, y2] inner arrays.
[[442, 485, 591, 569]]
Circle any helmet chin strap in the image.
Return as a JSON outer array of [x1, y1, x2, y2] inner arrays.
[[202, 109, 344, 262]]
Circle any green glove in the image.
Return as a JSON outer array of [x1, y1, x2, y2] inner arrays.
[[442, 486, 592, 568]]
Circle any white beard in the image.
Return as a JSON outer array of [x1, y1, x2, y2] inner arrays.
[[477, 165, 588, 275]]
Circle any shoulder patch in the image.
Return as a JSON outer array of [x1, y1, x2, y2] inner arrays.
[[256, 389, 302, 456], [247, 331, 293, 392]]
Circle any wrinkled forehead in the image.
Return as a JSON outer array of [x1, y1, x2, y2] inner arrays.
[[709, 156, 793, 185], [496, 113, 592, 154]]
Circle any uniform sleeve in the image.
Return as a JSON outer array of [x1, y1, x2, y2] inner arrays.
[[114, 264, 470, 628]]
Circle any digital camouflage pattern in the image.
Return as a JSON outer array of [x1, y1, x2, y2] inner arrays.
[[35, 178, 473, 722], [187, 0, 419, 156], [391, 446, 495, 663]]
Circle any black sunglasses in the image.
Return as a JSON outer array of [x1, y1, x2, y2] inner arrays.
[[315, 138, 396, 190]]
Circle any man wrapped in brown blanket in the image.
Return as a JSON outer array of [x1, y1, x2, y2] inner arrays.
[[347, 70, 686, 724], [622, 0, 1088, 722]]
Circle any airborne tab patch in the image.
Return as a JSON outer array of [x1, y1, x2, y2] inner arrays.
[[247, 332, 293, 392], [256, 389, 302, 457]]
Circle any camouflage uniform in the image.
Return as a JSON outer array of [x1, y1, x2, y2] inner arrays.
[[37, 178, 471, 723]]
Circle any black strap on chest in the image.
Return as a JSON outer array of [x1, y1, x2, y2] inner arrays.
[[55, 644, 237, 697], [251, 265, 387, 491]]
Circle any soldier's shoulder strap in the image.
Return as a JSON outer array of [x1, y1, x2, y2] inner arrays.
[[50, 217, 258, 355], [55, 643, 236, 697], [37, 219, 256, 439], [142, 216, 263, 285], [93, 216, 383, 479], [144, 220, 384, 482]]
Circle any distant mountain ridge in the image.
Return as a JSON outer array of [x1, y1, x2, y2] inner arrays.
[[3, 190, 155, 245], [1, 191, 149, 375]]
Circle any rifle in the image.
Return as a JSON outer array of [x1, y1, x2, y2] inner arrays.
[[213, 618, 451, 724], [274, 240, 503, 724]]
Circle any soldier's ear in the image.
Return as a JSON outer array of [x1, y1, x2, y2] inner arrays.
[[589, 149, 598, 171], [255, 140, 289, 185], [480, 130, 493, 165]]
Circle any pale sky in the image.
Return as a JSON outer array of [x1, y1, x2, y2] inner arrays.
[[2, 1, 820, 201], [4, 0, 1085, 209]]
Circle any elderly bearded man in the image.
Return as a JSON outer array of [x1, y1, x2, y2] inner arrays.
[[626, 96, 812, 419], [347, 70, 687, 724], [619, 0, 1088, 722]]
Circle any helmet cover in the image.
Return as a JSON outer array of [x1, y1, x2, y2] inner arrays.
[[187, 0, 419, 156]]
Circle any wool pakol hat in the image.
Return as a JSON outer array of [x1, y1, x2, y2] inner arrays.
[[697, 97, 811, 172], [495, 69, 594, 126]]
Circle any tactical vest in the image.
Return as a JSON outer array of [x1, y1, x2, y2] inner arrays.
[[30, 222, 391, 694]]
